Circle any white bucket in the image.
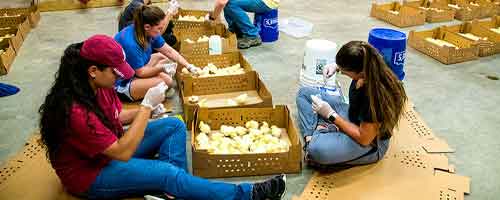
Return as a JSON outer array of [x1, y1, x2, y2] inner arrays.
[[299, 39, 338, 95]]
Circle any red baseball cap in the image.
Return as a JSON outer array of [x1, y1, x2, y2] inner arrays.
[[80, 35, 134, 79]]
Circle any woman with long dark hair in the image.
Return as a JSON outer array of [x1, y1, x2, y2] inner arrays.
[[39, 35, 285, 200], [296, 41, 407, 167], [114, 4, 199, 102]]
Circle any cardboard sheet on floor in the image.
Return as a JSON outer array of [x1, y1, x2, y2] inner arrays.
[[296, 104, 470, 200], [0, 134, 143, 200], [183, 90, 264, 108], [122, 99, 174, 113]]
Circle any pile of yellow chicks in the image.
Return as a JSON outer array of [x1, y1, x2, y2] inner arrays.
[[196, 120, 290, 154]]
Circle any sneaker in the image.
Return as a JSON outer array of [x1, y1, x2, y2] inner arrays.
[[252, 174, 286, 200], [238, 36, 262, 49]]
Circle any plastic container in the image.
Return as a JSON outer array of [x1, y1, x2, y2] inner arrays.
[[368, 28, 407, 80], [279, 17, 313, 38], [300, 39, 339, 95], [254, 9, 279, 42], [208, 35, 222, 55]]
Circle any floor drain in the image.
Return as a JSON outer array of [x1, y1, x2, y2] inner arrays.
[[486, 75, 499, 80]]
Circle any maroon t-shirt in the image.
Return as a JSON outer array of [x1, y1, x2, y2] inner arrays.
[[51, 88, 123, 194]]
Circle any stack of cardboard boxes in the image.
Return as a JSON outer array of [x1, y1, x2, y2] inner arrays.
[[0, 1, 40, 75], [409, 15, 500, 64], [172, 9, 302, 178]]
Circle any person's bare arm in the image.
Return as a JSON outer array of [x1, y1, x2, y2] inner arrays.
[[333, 116, 379, 147], [103, 106, 152, 161], [156, 43, 190, 68], [134, 53, 167, 78], [212, 0, 229, 20], [119, 108, 139, 125]]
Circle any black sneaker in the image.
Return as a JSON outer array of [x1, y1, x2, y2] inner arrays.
[[252, 174, 286, 200], [238, 36, 262, 49]]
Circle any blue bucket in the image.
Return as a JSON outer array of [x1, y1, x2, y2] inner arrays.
[[368, 28, 407, 80], [254, 9, 279, 42]]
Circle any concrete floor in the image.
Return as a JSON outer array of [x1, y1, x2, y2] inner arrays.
[[1, 0, 499, 199]]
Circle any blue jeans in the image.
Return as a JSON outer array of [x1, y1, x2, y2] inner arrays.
[[86, 117, 252, 200], [224, 0, 272, 38], [296, 87, 390, 165]]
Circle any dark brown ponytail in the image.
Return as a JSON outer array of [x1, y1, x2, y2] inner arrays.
[[132, 5, 166, 49], [336, 41, 407, 138]]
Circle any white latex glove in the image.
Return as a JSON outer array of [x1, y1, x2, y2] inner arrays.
[[311, 95, 336, 119], [162, 62, 177, 77], [141, 82, 168, 110], [186, 64, 201, 74], [166, 0, 180, 15], [323, 64, 337, 79]]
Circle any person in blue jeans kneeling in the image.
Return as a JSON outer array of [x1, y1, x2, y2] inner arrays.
[[207, 0, 279, 49], [296, 41, 408, 168], [39, 35, 286, 200]]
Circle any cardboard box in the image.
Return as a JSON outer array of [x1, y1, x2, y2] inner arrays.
[[477, 14, 500, 28], [172, 8, 218, 32], [38, 0, 140, 12], [0, 15, 31, 40], [191, 105, 301, 178], [0, 27, 24, 53], [468, 0, 496, 18], [370, 2, 426, 27], [404, 0, 456, 22], [445, 21, 500, 56], [435, 0, 481, 21], [179, 70, 272, 129], [494, 0, 500, 15], [177, 51, 254, 83], [409, 27, 479, 64], [0, 3, 41, 28], [176, 23, 238, 56], [0, 39, 16, 75]]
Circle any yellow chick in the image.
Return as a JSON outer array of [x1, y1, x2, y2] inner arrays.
[[234, 93, 248, 105], [245, 120, 259, 129], [271, 125, 282, 137], [199, 121, 211, 133]]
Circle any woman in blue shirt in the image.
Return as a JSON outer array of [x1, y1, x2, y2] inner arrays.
[[115, 4, 199, 101]]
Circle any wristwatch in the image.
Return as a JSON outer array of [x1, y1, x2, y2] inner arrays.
[[328, 113, 338, 123], [208, 13, 216, 20]]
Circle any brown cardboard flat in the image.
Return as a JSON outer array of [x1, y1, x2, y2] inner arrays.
[[0, 135, 76, 200], [0, 134, 150, 200], [296, 105, 470, 200], [422, 138, 455, 153]]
